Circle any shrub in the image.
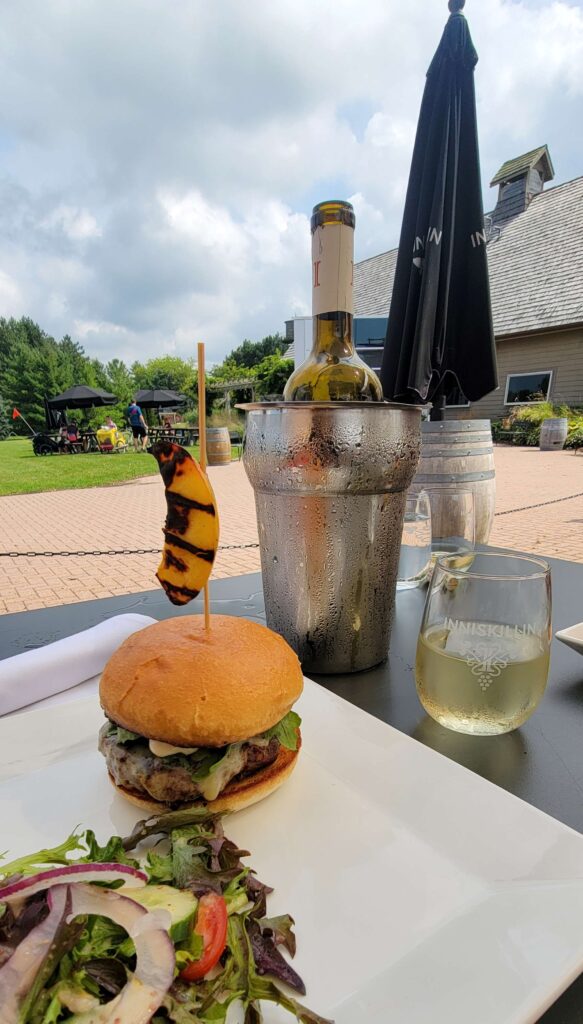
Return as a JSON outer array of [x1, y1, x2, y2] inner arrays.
[[565, 414, 583, 449], [491, 418, 535, 445], [208, 410, 245, 432], [498, 403, 583, 447]]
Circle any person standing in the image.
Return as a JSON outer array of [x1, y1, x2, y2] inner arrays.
[[127, 400, 148, 451]]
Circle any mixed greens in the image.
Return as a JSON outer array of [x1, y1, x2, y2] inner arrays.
[[0, 808, 331, 1024]]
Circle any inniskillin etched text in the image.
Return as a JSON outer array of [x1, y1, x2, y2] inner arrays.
[[444, 618, 539, 639]]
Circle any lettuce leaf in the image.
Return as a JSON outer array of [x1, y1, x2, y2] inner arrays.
[[83, 957, 127, 996], [73, 915, 130, 960], [0, 828, 86, 881], [226, 915, 333, 1024], [105, 721, 140, 744], [146, 849, 174, 884], [262, 711, 302, 751], [257, 914, 296, 957], [247, 917, 305, 994], [115, 726, 140, 743], [83, 829, 139, 868]]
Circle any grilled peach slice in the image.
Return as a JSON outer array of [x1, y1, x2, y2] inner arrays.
[[150, 441, 219, 605]]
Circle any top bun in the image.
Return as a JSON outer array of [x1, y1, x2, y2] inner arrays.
[[99, 615, 303, 747]]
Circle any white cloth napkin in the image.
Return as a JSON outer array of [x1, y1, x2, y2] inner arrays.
[[0, 614, 157, 717]]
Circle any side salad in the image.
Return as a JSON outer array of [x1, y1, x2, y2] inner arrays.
[[0, 808, 332, 1024]]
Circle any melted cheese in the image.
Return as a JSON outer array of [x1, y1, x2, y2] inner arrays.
[[149, 739, 199, 758], [196, 744, 246, 802]]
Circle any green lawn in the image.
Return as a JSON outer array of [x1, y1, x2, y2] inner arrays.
[[0, 437, 201, 496]]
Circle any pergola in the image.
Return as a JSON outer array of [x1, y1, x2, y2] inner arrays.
[[208, 378, 256, 414]]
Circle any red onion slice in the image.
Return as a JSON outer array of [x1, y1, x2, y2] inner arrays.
[[0, 885, 68, 1023], [0, 863, 147, 904], [66, 883, 175, 1022]]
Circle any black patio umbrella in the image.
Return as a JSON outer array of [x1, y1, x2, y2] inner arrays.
[[43, 396, 61, 430], [380, 0, 497, 420], [134, 389, 186, 408], [48, 385, 118, 410]]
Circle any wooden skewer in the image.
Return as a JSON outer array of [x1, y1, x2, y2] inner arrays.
[[197, 342, 211, 631]]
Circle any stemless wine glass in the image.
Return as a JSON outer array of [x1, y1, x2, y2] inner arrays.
[[396, 491, 432, 591], [415, 552, 552, 736]]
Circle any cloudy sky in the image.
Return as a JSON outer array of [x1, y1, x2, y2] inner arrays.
[[1, 0, 582, 366]]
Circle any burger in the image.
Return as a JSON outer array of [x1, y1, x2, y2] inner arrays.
[[98, 615, 303, 813]]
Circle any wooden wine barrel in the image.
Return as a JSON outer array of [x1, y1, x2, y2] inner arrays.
[[206, 427, 231, 466], [540, 418, 568, 451], [411, 420, 496, 543]]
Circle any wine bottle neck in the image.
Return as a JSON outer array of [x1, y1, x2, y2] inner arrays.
[[312, 311, 355, 357], [312, 220, 354, 319]]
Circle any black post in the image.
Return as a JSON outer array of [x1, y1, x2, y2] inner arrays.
[[429, 384, 447, 421]]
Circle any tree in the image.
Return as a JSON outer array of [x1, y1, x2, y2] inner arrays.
[[0, 317, 52, 359], [100, 359, 136, 427], [55, 336, 95, 390], [253, 355, 294, 398], [104, 359, 134, 403], [209, 358, 254, 383], [1, 342, 49, 432], [0, 317, 112, 431], [0, 394, 11, 439], [220, 333, 287, 371], [131, 356, 196, 398]]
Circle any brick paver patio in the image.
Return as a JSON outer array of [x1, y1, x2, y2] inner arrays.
[[0, 447, 582, 614]]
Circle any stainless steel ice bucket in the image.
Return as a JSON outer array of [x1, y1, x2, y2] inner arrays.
[[240, 402, 422, 674]]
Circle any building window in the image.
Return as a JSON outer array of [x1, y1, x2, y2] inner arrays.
[[353, 318, 388, 346], [504, 371, 552, 405]]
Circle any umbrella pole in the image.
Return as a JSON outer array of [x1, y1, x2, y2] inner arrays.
[[429, 386, 447, 422]]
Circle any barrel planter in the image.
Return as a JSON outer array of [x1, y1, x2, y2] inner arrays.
[[411, 420, 496, 543], [540, 418, 568, 451], [206, 427, 231, 466]]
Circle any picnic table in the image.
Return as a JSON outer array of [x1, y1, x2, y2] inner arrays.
[[147, 426, 199, 446], [2, 549, 583, 1020]]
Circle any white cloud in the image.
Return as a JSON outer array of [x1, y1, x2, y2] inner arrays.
[[41, 205, 102, 241], [0, 270, 24, 316], [0, 0, 581, 362], [73, 319, 128, 339], [364, 114, 416, 151]]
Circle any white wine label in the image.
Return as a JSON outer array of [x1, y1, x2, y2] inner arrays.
[[312, 223, 354, 316]]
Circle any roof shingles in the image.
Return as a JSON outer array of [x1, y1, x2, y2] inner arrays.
[[354, 176, 583, 337], [490, 145, 554, 186]]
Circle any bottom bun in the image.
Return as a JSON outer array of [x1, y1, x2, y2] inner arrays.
[[108, 736, 300, 815]]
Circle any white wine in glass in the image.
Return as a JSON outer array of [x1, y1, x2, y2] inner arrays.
[[415, 553, 552, 735], [416, 622, 550, 735]]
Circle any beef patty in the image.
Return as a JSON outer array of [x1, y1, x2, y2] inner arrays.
[[98, 724, 280, 805]]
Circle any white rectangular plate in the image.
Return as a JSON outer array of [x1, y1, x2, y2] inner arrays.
[[1, 680, 583, 1023], [556, 621, 583, 656]]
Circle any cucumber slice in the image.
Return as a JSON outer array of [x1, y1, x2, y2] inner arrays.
[[126, 884, 197, 942]]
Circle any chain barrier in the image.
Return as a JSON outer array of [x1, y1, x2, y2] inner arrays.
[[2, 491, 583, 558], [493, 491, 583, 517], [0, 543, 260, 559]]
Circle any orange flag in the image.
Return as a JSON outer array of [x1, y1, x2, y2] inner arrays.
[[12, 408, 21, 420]]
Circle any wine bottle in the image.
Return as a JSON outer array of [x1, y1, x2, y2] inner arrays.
[[284, 200, 383, 402]]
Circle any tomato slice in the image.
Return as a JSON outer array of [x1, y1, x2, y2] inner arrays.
[[179, 892, 228, 982]]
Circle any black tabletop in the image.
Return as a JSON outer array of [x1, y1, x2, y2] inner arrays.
[[1, 558, 583, 1022]]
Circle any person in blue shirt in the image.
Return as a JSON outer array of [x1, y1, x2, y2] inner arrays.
[[127, 401, 148, 451]]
